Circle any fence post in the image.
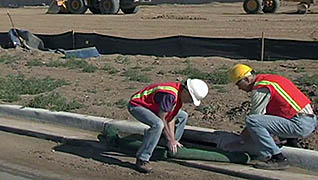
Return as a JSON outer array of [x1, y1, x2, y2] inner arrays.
[[261, 32, 265, 61]]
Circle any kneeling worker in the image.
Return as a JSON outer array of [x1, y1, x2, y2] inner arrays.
[[128, 79, 209, 173], [229, 64, 317, 170]]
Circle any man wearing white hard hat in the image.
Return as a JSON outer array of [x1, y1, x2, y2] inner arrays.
[[128, 78, 208, 173]]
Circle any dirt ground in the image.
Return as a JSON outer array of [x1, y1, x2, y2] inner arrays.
[[0, 1, 318, 155], [0, 130, 248, 180], [1, 2, 318, 40]]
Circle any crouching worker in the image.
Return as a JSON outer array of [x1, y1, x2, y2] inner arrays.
[[229, 64, 317, 170], [128, 79, 208, 173]]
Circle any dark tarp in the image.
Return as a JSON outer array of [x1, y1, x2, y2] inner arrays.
[[8, 29, 47, 50], [6, 29, 100, 59], [0, 31, 318, 60]]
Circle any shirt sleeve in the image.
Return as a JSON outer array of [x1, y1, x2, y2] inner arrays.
[[154, 92, 176, 112], [250, 87, 271, 115]]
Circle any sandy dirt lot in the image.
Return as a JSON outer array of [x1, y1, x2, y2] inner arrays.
[[1, 2, 318, 40], [0, 130, 248, 180], [0, 1, 318, 173]]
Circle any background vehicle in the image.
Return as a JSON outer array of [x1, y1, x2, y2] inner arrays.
[[243, 0, 313, 14], [47, 0, 150, 14]]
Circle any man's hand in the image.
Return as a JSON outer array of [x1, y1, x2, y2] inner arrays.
[[168, 140, 183, 154]]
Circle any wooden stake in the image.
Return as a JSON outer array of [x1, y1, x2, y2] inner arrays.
[[72, 30, 75, 49], [261, 32, 265, 61]]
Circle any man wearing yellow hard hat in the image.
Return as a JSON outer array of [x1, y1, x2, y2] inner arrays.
[[229, 64, 317, 170]]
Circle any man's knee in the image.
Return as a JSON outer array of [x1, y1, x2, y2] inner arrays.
[[180, 111, 188, 120], [177, 111, 188, 124], [153, 120, 164, 131], [246, 114, 260, 127]]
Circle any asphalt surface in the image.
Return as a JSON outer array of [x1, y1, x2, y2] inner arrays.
[[0, 112, 317, 180], [0, 117, 246, 180], [0, 163, 58, 180]]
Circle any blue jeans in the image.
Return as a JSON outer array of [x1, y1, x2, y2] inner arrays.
[[128, 103, 188, 161], [245, 113, 317, 159]]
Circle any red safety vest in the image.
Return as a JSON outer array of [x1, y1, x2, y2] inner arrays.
[[130, 82, 184, 122], [253, 74, 311, 119]]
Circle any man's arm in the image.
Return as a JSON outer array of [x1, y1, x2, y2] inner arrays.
[[157, 110, 182, 154], [155, 92, 182, 153], [158, 110, 175, 142], [250, 87, 271, 115], [241, 87, 270, 140]]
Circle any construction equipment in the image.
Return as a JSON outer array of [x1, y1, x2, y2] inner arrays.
[[47, 0, 150, 15], [243, 0, 314, 14]]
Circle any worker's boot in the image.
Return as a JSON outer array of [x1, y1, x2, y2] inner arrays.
[[136, 159, 153, 173], [285, 138, 300, 148], [254, 153, 289, 170]]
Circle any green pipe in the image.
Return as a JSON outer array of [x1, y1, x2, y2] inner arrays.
[[167, 146, 250, 163], [100, 127, 250, 163]]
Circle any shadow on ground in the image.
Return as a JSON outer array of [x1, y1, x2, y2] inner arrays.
[[52, 134, 166, 172], [52, 138, 138, 171]]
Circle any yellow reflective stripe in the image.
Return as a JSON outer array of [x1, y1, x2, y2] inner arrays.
[[131, 86, 178, 100], [255, 80, 302, 112]]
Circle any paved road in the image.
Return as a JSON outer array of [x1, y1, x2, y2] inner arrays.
[[0, 171, 32, 180], [0, 117, 246, 180], [0, 163, 58, 180], [0, 115, 317, 180], [0, 167, 33, 180]]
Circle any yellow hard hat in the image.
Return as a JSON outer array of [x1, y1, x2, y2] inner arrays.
[[229, 64, 253, 84]]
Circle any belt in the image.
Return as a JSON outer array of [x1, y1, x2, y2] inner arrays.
[[297, 113, 315, 118]]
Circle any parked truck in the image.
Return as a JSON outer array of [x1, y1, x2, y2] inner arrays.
[[243, 0, 314, 14], [47, 0, 150, 14]]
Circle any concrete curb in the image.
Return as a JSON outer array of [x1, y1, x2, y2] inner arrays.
[[176, 160, 317, 180], [282, 146, 318, 171], [0, 104, 317, 171], [184, 125, 318, 171], [0, 105, 149, 134]]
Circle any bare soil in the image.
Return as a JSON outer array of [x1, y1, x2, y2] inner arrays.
[[0, 1, 318, 156], [0, 129, 247, 180]]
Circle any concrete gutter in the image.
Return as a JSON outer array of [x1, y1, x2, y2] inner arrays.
[[0, 104, 317, 171], [182, 125, 318, 171], [282, 146, 318, 171]]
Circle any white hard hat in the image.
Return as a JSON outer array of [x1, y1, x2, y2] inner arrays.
[[186, 79, 208, 106]]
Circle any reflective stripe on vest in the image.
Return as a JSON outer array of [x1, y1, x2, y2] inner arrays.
[[131, 86, 178, 100], [255, 80, 302, 112]]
